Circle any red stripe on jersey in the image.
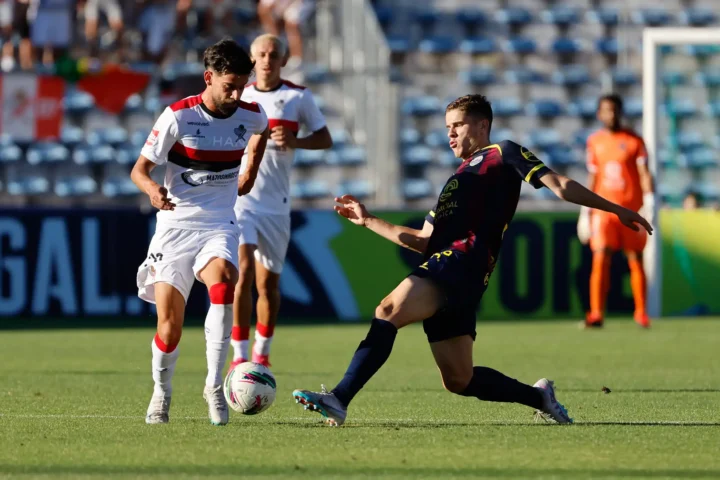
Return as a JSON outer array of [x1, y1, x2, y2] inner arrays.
[[268, 119, 299, 132], [281, 79, 307, 90], [245, 82, 256, 89], [171, 142, 245, 162], [238, 100, 261, 113], [170, 94, 203, 112]]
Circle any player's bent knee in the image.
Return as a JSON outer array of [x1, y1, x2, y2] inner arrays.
[[374, 298, 396, 321], [441, 374, 472, 395], [156, 316, 182, 346]]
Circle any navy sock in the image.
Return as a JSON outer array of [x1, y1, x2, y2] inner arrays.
[[331, 318, 398, 407], [460, 366, 544, 410]]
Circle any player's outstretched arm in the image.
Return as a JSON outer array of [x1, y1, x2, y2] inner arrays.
[[271, 126, 333, 150], [239, 126, 270, 196], [540, 171, 653, 235], [334, 195, 433, 254], [130, 155, 175, 211]]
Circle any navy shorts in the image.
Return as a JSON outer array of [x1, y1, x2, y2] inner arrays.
[[410, 248, 491, 343]]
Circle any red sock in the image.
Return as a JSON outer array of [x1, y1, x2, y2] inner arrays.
[[256, 322, 275, 339], [231, 325, 250, 342], [154, 333, 178, 353]]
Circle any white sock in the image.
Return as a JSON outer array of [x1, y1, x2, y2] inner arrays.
[[205, 294, 233, 387], [151, 336, 179, 396], [231, 339, 249, 361], [253, 331, 273, 357]]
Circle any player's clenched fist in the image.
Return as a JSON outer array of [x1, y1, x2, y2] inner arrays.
[[270, 125, 297, 149], [334, 194, 371, 226], [148, 185, 175, 211]]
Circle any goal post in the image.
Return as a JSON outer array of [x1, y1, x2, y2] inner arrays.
[[642, 27, 720, 318]]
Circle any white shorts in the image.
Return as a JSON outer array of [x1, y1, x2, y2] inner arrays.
[[259, 0, 314, 24], [136, 227, 239, 304], [138, 5, 175, 55], [235, 210, 291, 274], [84, 0, 122, 23], [30, 9, 71, 47]]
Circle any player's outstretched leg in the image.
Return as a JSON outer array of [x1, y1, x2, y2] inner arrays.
[[146, 283, 185, 424], [293, 277, 443, 426], [230, 244, 256, 371]]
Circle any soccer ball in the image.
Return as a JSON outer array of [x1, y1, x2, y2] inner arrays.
[[224, 362, 276, 415]]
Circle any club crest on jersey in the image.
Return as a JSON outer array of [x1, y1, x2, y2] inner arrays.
[[520, 146, 540, 162], [274, 99, 285, 115], [234, 124, 247, 142], [469, 154, 484, 166]]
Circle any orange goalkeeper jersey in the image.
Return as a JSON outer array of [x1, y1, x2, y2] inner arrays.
[[586, 128, 647, 212]]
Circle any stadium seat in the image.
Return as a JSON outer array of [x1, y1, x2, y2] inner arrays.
[[526, 99, 564, 118], [123, 94, 144, 114], [611, 67, 639, 87], [290, 180, 329, 200], [544, 145, 579, 166], [402, 145, 433, 167], [493, 97, 524, 117], [676, 131, 704, 151], [456, 9, 487, 30], [631, 8, 673, 27], [662, 70, 686, 86], [679, 8, 716, 27], [624, 98, 643, 119], [664, 99, 697, 119], [573, 128, 595, 148], [568, 97, 597, 119], [585, 8, 619, 26], [102, 176, 138, 197], [528, 128, 562, 150], [336, 180, 374, 200], [551, 64, 590, 87], [503, 66, 544, 84], [693, 181, 720, 201], [490, 127, 513, 144], [503, 36, 537, 55], [458, 37, 498, 55], [0, 143, 22, 163], [418, 36, 456, 54], [55, 176, 98, 197], [386, 35, 411, 54], [551, 37, 584, 55], [295, 149, 328, 167], [657, 149, 677, 169], [144, 96, 162, 114], [328, 128, 349, 149], [401, 96, 443, 117], [87, 127, 128, 147], [438, 150, 462, 168], [63, 89, 95, 115], [60, 126, 85, 148], [304, 64, 331, 84], [596, 38, 622, 55], [116, 143, 139, 165], [373, 6, 396, 29], [495, 7, 533, 27], [89, 144, 117, 164], [425, 129, 448, 148], [459, 66, 496, 85], [704, 100, 720, 117], [696, 69, 720, 87], [686, 149, 718, 169], [402, 178, 433, 200], [400, 127, 421, 146], [26, 143, 70, 165], [683, 45, 720, 56], [541, 6, 580, 26], [333, 146, 366, 166], [414, 9, 441, 29], [7, 175, 50, 195]]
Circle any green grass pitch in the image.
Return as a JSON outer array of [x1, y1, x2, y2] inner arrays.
[[1, 318, 719, 479]]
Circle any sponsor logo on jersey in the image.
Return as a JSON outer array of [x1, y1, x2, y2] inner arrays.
[[187, 121, 210, 126], [520, 146, 540, 162], [181, 170, 239, 187], [439, 178, 459, 202], [234, 124, 247, 142], [145, 129, 159, 146]]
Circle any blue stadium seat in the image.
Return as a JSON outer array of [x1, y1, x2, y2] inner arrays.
[[503, 66, 544, 84], [414, 9, 441, 28], [144, 96, 162, 114], [662, 70, 686, 86], [438, 150, 462, 168], [568, 97, 597, 119], [89, 144, 117, 164], [596, 38, 622, 55], [294, 149, 327, 167], [102, 177, 138, 197], [495, 7, 532, 27], [456, 9, 487, 28], [686, 149, 718, 169], [418, 36, 456, 54], [7, 176, 50, 195], [130, 128, 150, 149], [573, 128, 595, 148], [0, 143, 22, 163], [679, 8, 716, 27], [631, 8, 673, 27], [693, 182, 720, 201], [54, 176, 98, 197], [400, 127, 421, 146], [683, 45, 720, 56], [586, 8, 619, 26], [493, 97, 523, 117], [552, 64, 590, 87], [127, 62, 155, 75], [386, 35, 411, 54], [123, 94, 144, 113], [402, 146, 433, 167], [541, 7, 580, 26], [611, 67, 639, 87], [656, 149, 677, 169], [490, 128, 513, 144], [304, 64, 331, 84], [26, 143, 70, 165], [459, 66, 496, 85], [336, 180, 373, 200], [677, 131, 704, 151], [402, 96, 443, 117], [503, 36, 537, 55], [458, 37, 497, 55], [528, 129, 562, 150], [333, 146, 366, 166], [290, 180, 329, 200], [704, 100, 720, 117], [543, 145, 580, 166], [328, 128, 349, 149], [116, 143, 139, 165], [664, 99, 697, 119], [60, 125, 85, 148], [72, 144, 93, 165], [63, 89, 95, 115], [373, 6, 396, 29], [402, 178, 433, 200], [87, 126, 128, 147], [624, 98, 643, 119], [551, 38, 583, 55], [526, 99, 564, 118], [425, 129, 448, 148]]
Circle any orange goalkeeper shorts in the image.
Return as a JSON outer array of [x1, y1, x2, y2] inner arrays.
[[590, 211, 647, 253]]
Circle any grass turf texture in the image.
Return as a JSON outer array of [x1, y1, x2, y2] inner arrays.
[[1, 318, 719, 479]]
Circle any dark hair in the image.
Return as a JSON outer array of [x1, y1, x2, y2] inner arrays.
[[446, 94, 493, 132], [598, 93, 623, 112], [204, 38, 255, 76]]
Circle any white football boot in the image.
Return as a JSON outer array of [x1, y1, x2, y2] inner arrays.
[[203, 385, 229, 426], [145, 394, 171, 424], [533, 378, 574, 424], [292, 385, 347, 426]]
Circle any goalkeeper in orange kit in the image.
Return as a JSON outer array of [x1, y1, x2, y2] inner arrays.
[[577, 94, 655, 328]]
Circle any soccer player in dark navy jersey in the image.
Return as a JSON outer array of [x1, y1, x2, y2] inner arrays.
[[293, 95, 653, 426]]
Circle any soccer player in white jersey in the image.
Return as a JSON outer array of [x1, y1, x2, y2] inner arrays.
[[229, 34, 332, 368], [130, 39, 269, 426]]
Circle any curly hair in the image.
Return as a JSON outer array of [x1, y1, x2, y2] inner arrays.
[[446, 94, 493, 132], [203, 38, 255, 76]]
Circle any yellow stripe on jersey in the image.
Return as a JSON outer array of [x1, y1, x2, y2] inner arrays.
[[429, 210, 436, 217], [482, 143, 503, 155], [525, 163, 546, 183]]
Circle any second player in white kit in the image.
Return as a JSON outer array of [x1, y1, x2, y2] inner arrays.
[[230, 34, 332, 368]]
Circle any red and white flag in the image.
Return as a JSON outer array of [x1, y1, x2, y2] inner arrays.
[[0, 74, 64, 141]]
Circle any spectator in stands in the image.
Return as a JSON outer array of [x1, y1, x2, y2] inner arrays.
[[29, 0, 74, 67], [1, 0, 32, 71], [683, 191, 699, 210], [79, 0, 124, 59], [257, 0, 314, 77], [137, 0, 176, 63], [1, 0, 12, 70]]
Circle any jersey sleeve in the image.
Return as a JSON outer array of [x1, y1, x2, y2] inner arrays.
[[499, 140, 550, 189], [253, 103, 269, 134], [298, 89, 327, 132], [425, 203, 437, 225], [586, 137, 598, 174], [636, 137, 648, 166], [140, 107, 178, 166]]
